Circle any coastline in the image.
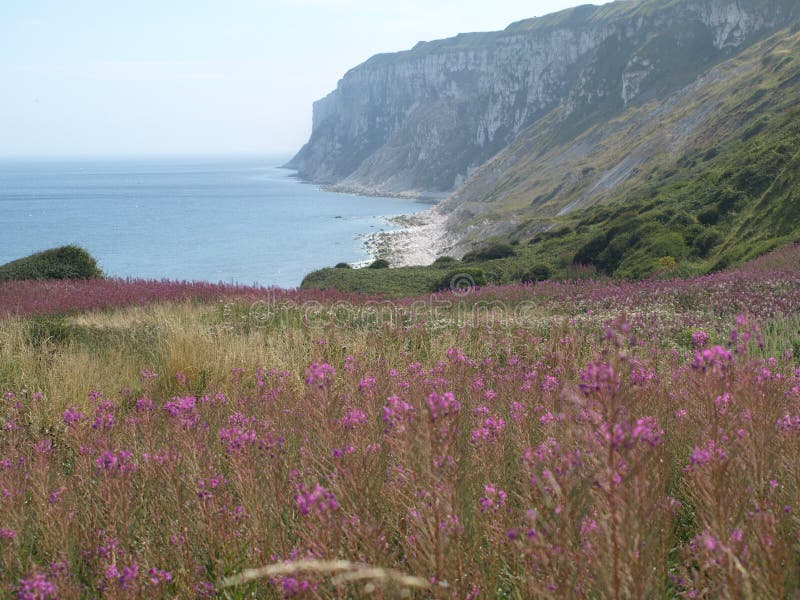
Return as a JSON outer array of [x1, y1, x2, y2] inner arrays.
[[284, 168, 456, 268], [283, 166, 457, 269], [361, 207, 456, 267], [323, 182, 448, 205]]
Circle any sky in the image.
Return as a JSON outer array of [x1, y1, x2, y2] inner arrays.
[[0, 0, 614, 158]]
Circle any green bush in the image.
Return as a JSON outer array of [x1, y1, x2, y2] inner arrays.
[[433, 268, 487, 292], [698, 206, 721, 225], [432, 256, 459, 267], [694, 230, 723, 257], [334, 262, 352, 269], [367, 259, 390, 269], [462, 243, 516, 262], [0, 245, 103, 282], [573, 234, 608, 266], [520, 264, 552, 283], [644, 231, 688, 260]]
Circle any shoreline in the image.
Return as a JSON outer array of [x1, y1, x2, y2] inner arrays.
[[285, 169, 457, 268], [323, 183, 447, 205], [361, 207, 456, 267]]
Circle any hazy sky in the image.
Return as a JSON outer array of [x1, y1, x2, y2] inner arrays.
[[1, 0, 614, 158]]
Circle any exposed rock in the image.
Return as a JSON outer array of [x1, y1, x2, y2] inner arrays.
[[288, 0, 797, 201]]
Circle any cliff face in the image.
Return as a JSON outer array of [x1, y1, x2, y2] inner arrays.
[[288, 0, 798, 198]]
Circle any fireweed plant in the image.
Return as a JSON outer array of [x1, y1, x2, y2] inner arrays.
[[0, 245, 799, 597]]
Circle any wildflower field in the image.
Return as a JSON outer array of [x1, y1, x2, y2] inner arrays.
[[1, 246, 800, 598]]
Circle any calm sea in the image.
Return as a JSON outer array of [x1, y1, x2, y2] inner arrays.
[[0, 156, 423, 288]]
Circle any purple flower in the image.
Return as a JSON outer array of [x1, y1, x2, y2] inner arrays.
[[304, 362, 336, 387], [631, 416, 664, 447], [340, 408, 367, 430], [426, 392, 460, 421], [382, 396, 415, 432], [776, 414, 800, 432], [33, 439, 52, 455], [219, 426, 257, 452], [95, 450, 137, 474], [120, 563, 138, 589], [140, 368, 158, 381], [62, 408, 84, 426], [579, 362, 620, 396], [541, 375, 559, 392], [17, 572, 57, 600], [358, 376, 376, 391], [715, 393, 731, 415], [295, 484, 338, 516], [164, 395, 196, 416], [48, 486, 66, 505], [471, 415, 506, 443], [510, 401, 527, 422], [135, 396, 153, 411], [148, 568, 172, 585], [280, 576, 311, 598], [478, 484, 507, 512], [691, 330, 709, 348], [91, 400, 116, 430], [687, 439, 727, 469], [332, 445, 355, 458], [692, 345, 733, 373]]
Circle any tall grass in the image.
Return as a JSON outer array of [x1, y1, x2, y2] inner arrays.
[[1, 250, 800, 597]]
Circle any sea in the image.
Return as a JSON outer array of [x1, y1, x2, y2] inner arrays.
[[0, 155, 425, 288]]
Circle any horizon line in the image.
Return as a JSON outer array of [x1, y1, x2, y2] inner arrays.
[[0, 150, 298, 161]]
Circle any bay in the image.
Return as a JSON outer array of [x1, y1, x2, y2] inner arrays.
[[0, 155, 422, 288]]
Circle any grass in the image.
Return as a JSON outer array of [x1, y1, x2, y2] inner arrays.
[[2, 246, 800, 597]]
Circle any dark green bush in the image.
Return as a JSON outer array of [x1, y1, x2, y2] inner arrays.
[[0, 245, 103, 282], [573, 234, 609, 266], [597, 234, 635, 273], [433, 268, 487, 292], [694, 230, 723, 257], [432, 256, 459, 267], [367, 259, 390, 269], [698, 206, 721, 226], [520, 264, 552, 283], [334, 262, 352, 269], [462, 243, 516, 262]]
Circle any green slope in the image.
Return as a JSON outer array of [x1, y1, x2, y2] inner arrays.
[[301, 23, 800, 295]]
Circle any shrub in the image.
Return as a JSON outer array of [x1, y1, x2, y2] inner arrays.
[[698, 206, 720, 226], [432, 268, 487, 292], [643, 231, 688, 260], [694, 230, 723, 257], [334, 263, 352, 269], [462, 243, 516, 262], [520, 264, 553, 283], [432, 256, 459, 267], [0, 245, 103, 282], [367, 259, 390, 269], [573, 234, 608, 266]]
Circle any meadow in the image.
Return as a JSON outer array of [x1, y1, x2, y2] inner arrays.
[[1, 245, 800, 598]]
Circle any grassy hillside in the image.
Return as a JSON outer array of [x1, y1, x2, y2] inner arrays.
[[451, 23, 800, 267], [303, 24, 800, 295], [0, 245, 103, 282]]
